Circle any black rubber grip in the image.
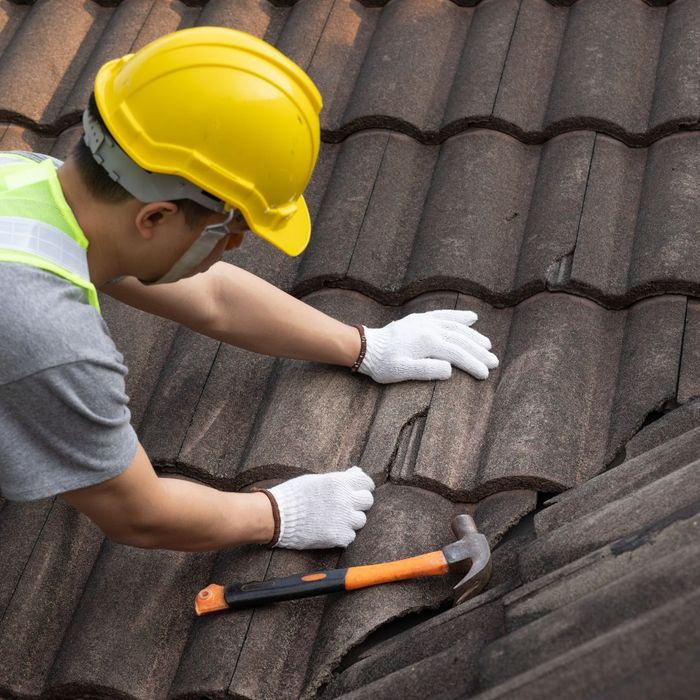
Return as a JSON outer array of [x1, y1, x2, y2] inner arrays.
[[224, 568, 348, 609]]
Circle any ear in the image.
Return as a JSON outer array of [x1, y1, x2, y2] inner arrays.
[[135, 201, 178, 240]]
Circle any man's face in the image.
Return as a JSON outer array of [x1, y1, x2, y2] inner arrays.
[[135, 204, 247, 285], [180, 212, 246, 279]]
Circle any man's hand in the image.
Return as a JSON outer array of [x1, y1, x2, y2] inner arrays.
[[263, 467, 375, 549], [359, 309, 498, 383]]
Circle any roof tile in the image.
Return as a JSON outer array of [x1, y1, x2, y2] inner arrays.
[[505, 503, 699, 630], [173, 544, 338, 700], [168, 543, 276, 697], [519, 458, 700, 581], [177, 342, 278, 482], [303, 483, 464, 698], [0, 123, 51, 151], [322, 603, 504, 700], [535, 426, 700, 535], [0, 0, 105, 127], [198, 0, 287, 43], [345, 133, 438, 297], [480, 293, 620, 493], [493, 0, 568, 136], [0, 0, 28, 58], [226, 547, 341, 700], [288, 0, 379, 134], [49, 539, 215, 699], [627, 133, 700, 295], [100, 293, 180, 432], [476, 589, 700, 700], [241, 290, 390, 481], [297, 132, 391, 293], [139, 326, 223, 467], [406, 131, 541, 299], [649, 0, 700, 130], [389, 295, 511, 496], [342, 0, 469, 136], [0, 500, 103, 698], [480, 543, 700, 689], [679, 300, 700, 403], [0, 497, 53, 619], [625, 396, 700, 458], [543, 0, 665, 137], [129, 0, 200, 52], [568, 134, 647, 297], [606, 294, 686, 456], [443, 0, 520, 129], [61, 0, 167, 118]]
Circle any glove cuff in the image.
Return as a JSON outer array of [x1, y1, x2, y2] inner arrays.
[[268, 481, 310, 549], [358, 325, 388, 377], [250, 488, 281, 547]]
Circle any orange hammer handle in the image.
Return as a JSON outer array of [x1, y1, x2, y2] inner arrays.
[[344, 550, 448, 590]]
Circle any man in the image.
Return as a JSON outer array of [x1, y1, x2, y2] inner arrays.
[[0, 28, 497, 553]]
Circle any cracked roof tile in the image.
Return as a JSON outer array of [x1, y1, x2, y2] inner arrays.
[[132, 290, 687, 500]]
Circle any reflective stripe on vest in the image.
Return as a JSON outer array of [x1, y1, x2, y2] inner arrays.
[[0, 216, 90, 279], [0, 151, 61, 167], [0, 155, 25, 166], [0, 155, 100, 313]]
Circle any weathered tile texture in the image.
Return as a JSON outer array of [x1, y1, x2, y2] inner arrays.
[[2, 0, 697, 143], [321, 409, 700, 700], [139, 290, 687, 500], [4, 135, 700, 307], [0, 0, 698, 699]]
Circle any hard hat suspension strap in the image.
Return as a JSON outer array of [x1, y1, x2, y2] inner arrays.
[[82, 110, 226, 214], [150, 209, 235, 285]]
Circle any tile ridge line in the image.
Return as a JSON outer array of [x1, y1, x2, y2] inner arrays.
[[290, 280, 699, 312], [4, 113, 698, 148]]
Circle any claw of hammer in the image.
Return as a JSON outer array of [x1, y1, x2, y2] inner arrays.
[[441, 514, 493, 605]]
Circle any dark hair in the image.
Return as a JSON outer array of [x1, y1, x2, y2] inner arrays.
[[72, 94, 213, 228]]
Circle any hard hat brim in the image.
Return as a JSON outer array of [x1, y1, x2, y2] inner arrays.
[[252, 194, 311, 257]]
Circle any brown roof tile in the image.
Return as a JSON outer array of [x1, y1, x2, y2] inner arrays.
[[679, 300, 700, 403], [1, 1, 698, 698], [0, 500, 103, 697]]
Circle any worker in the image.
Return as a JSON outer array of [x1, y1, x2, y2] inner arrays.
[[0, 28, 498, 553]]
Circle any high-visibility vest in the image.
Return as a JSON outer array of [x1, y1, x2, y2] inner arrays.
[[0, 152, 100, 313]]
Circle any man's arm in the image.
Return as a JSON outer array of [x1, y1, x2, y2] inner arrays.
[[101, 262, 362, 366], [102, 261, 498, 382], [60, 441, 275, 551]]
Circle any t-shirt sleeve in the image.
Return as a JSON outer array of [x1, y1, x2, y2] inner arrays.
[[0, 359, 138, 501]]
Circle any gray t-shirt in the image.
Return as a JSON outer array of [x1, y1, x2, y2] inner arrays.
[[0, 263, 137, 501]]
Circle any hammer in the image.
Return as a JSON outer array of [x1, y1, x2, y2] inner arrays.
[[195, 514, 491, 615]]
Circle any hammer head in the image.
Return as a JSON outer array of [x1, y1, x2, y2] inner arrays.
[[441, 514, 492, 605]]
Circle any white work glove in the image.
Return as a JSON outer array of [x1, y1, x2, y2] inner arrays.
[[265, 467, 375, 549], [359, 310, 498, 383]]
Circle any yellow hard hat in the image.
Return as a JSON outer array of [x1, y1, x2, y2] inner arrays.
[[92, 27, 322, 256]]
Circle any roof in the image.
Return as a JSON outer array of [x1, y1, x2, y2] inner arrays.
[[0, 0, 698, 698]]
